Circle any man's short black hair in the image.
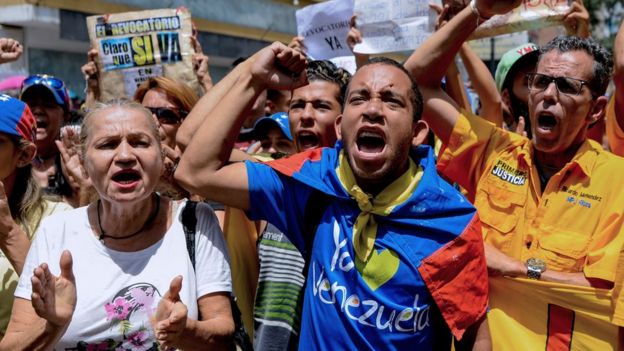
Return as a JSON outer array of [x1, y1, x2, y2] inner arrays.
[[306, 60, 352, 107], [354, 57, 424, 122], [539, 36, 613, 97]]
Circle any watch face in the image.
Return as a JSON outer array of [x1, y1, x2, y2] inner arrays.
[[527, 258, 547, 272]]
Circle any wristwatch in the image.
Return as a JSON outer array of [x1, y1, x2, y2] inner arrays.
[[526, 258, 547, 280]]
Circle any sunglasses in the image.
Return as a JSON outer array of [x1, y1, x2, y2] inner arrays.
[[21, 74, 70, 107], [147, 107, 188, 125], [527, 73, 593, 97]]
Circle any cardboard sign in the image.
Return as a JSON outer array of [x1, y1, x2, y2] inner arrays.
[[296, 0, 354, 60], [86, 8, 198, 101], [353, 0, 435, 54], [470, 0, 570, 39]]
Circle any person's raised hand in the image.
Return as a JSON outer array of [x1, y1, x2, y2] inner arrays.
[[250, 42, 308, 90], [0, 38, 23, 64], [564, 0, 590, 38], [346, 16, 363, 53], [31, 250, 77, 328], [191, 36, 213, 92], [474, 0, 523, 19], [287, 36, 307, 55], [153, 275, 188, 349], [56, 126, 91, 195], [430, 3, 451, 30], [515, 116, 528, 138], [81, 48, 100, 106]]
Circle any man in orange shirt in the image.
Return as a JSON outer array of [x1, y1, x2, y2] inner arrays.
[[406, 1, 624, 289]]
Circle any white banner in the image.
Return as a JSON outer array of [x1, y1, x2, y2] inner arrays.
[[353, 0, 435, 54], [296, 0, 354, 60]]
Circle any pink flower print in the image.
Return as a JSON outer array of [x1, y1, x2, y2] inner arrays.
[[86, 341, 110, 351], [121, 330, 152, 351], [105, 297, 132, 321], [129, 286, 155, 311]]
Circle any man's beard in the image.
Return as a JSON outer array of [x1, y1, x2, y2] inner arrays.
[[509, 92, 532, 139]]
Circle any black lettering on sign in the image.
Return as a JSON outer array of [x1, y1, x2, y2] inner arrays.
[[157, 32, 182, 63], [324, 36, 344, 51]]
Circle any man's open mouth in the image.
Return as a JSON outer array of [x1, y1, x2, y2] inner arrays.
[[537, 113, 558, 132], [356, 130, 386, 154], [112, 169, 141, 184], [35, 117, 48, 130], [297, 131, 320, 150]]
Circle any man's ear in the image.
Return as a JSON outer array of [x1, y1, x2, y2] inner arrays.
[[411, 120, 430, 147], [588, 95, 608, 125], [501, 88, 513, 106], [16, 143, 36, 168], [334, 114, 343, 140]]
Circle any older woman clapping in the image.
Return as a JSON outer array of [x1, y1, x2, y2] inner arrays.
[[0, 99, 234, 350]]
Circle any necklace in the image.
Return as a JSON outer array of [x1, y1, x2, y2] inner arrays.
[[97, 193, 161, 242]]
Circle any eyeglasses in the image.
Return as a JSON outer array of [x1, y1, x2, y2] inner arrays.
[[146, 107, 187, 125], [527, 73, 593, 97], [21, 74, 70, 108]]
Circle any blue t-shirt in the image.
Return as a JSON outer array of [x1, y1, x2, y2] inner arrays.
[[245, 144, 487, 350]]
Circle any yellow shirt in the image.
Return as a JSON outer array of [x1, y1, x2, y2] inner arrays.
[[437, 110, 624, 282], [606, 95, 624, 157]]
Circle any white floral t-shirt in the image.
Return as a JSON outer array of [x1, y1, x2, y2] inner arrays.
[[15, 201, 231, 351]]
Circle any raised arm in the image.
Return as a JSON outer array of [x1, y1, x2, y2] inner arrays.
[[459, 43, 503, 126], [430, 3, 471, 112], [81, 48, 100, 109], [175, 43, 307, 210], [0, 37, 23, 64], [404, 0, 521, 143]]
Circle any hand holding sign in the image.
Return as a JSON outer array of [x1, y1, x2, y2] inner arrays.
[[563, 0, 590, 38], [474, 0, 523, 19]]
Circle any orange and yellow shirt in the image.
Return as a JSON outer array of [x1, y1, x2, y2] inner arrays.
[[437, 110, 624, 282]]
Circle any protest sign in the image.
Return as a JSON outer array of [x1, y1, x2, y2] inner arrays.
[[86, 8, 198, 101], [470, 0, 570, 39], [329, 56, 357, 74], [296, 0, 354, 60], [353, 0, 435, 54]]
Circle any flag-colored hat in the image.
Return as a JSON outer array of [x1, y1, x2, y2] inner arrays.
[[0, 93, 36, 142]]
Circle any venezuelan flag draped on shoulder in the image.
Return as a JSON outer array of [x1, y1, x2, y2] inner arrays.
[[244, 141, 489, 350]]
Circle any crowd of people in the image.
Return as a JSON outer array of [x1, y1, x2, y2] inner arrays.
[[1, 0, 624, 349]]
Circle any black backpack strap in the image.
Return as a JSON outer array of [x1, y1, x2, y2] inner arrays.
[[301, 190, 332, 276], [180, 200, 253, 351], [181, 200, 198, 269]]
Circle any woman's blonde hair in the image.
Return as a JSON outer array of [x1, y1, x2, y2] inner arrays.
[[133, 76, 199, 114], [9, 137, 45, 237]]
